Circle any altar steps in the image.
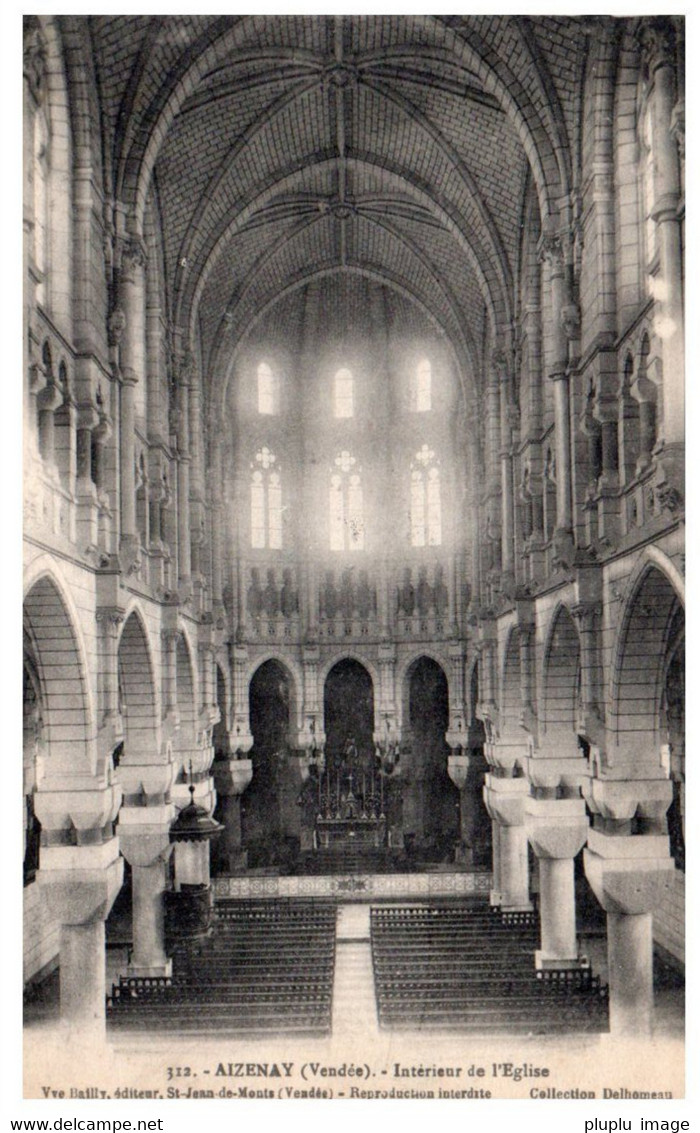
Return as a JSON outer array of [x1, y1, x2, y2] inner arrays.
[[296, 848, 403, 874]]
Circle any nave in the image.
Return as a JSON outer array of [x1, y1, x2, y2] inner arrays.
[[23, 15, 684, 1092]]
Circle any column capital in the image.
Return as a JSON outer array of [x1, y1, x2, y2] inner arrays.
[[560, 302, 581, 341], [638, 17, 677, 75], [584, 777, 673, 821], [23, 16, 47, 106], [213, 757, 253, 796], [570, 600, 602, 631], [483, 773, 530, 826], [121, 237, 147, 280], [447, 753, 470, 790], [96, 606, 125, 636], [537, 232, 565, 272], [584, 829, 675, 916], [36, 838, 123, 926], [107, 306, 126, 347], [526, 796, 589, 859]]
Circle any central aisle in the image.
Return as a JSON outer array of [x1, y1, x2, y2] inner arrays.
[[332, 904, 379, 1039]]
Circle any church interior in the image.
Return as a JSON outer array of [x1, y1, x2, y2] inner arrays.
[[22, 15, 684, 1055]]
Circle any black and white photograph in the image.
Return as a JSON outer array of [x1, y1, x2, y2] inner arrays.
[[19, 9, 686, 1112]]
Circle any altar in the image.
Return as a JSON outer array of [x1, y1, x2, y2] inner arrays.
[[315, 814, 386, 849]]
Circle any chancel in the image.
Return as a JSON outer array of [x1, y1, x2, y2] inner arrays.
[[23, 14, 684, 1053]]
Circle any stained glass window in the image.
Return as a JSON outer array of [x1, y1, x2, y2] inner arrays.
[[251, 448, 282, 548], [330, 452, 364, 550], [410, 446, 441, 546], [257, 362, 278, 415], [413, 358, 432, 412]]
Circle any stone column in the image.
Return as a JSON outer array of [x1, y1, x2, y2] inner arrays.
[[516, 602, 536, 734], [175, 349, 193, 594], [210, 489, 224, 622], [640, 19, 684, 457], [447, 753, 479, 866], [96, 606, 125, 741], [540, 234, 575, 561], [213, 758, 253, 872], [571, 599, 604, 745], [231, 645, 254, 754], [301, 644, 324, 749], [483, 773, 531, 911], [527, 795, 589, 968], [34, 775, 123, 1042], [118, 240, 146, 570], [496, 352, 515, 585], [584, 778, 675, 1036]]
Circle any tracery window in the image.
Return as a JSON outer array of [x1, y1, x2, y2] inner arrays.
[[330, 450, 364, 550], [250, 446, 282, 549], [333, 368, 354, 418], [410, 444, 442, 546], [257, 362, 279, 415], [412, 358, 432, 412]]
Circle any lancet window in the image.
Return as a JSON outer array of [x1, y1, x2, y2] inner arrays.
[[257, 362, 279, 415], [330, 450, 364, 550], [410, 444, 442, 547], [251, 446, 282, 549], [412, 358, 432, 412]]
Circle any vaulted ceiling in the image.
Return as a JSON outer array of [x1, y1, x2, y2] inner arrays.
[[84, 15, 592, 387]]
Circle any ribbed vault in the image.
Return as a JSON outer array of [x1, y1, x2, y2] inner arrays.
[[76, 14, 597, 425]]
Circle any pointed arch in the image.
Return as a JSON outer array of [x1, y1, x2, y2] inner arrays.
[[117, 608, 160, 761], [610, 552, 685, 761], [541, 603, 581, 755], [500, 626, 521, 737], [23, 569, 94, 777]]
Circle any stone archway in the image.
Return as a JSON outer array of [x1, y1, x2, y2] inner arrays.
[[242, 659, 294, 866], [23, 574, 93, 778], [403, 655, 459, 860], [612, 563, 684, 762], [541, 605, 581, 757], [323, 657, 375, 771]]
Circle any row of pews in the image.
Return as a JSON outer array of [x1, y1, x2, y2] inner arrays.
[[106, 900, 337, 1036], [370, 904, 609, 1034]]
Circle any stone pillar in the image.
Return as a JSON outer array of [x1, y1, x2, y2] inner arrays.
[[447, 753, 480, 866], [540, 233, 575, 560], [231, 645, 254, 754], [175, 349, 193, 593], [96, 606, 125, 738], [210, 489, 224, 622], [571, 598, 604, 745], [495, 352, 515, 585], [213, 758, 253, 871], [640, 19, 684, 456], [490, 818, 502, 906], [516, 602, 536, 733], [527, 795, 589, 968], [301, 643, 324, 749], [118, 240, 146, 569], [483, 774, 531, 911], [584, 778, 675, 1036], [34, 775, 123, 1042]]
